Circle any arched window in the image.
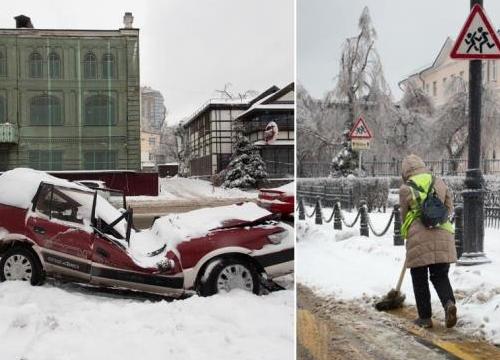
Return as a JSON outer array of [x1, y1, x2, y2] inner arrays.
[[84, 95, 116, 125], [101, 53, 115, 79], [0, 51, 6, 77], [29, 52, 43, 78], [83, 52, 97, 79], [0, 96, 5, 123], [48, 52, 61, 79], [30, 95, 62, 125]]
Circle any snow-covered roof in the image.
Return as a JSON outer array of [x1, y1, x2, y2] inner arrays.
[[236, 82, 294, 120], [182, 86, 280, 128], [0, 168, 127, 236]]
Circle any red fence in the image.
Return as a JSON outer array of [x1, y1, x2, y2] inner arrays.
[[49, 171, 159, 196]]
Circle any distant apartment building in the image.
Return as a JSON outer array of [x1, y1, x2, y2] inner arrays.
[[0, 13, 140, 171], [140, 86, 166, 168], [400, 37, 500, 107], [183, 83, 294, 178]]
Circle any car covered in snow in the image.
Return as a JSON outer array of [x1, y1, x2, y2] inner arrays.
[[0, 169, 294, 297], [257, 182, 295, 219]]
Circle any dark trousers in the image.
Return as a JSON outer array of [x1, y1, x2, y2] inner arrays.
[[410, 263, 455, 319]]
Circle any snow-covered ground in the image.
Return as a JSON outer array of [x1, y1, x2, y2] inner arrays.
[[297, 207, 500, 344], [0, 282, 294, 360], [131, 177, 257, 202]]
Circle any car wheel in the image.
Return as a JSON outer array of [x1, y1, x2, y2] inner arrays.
[[0, 247, 44, 286], [199, 258, 260, 296]]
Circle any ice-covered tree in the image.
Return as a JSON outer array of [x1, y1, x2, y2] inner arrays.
[[222, 134, 267, 188], [429, 76, 500, 173], [174, 122, 191, 177], [328, 6, 392, 176]]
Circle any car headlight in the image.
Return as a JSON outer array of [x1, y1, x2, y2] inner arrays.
[[267, 230, 288, 244]]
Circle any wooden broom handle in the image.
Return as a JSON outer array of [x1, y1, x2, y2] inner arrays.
[[395, 257, 407, 292]]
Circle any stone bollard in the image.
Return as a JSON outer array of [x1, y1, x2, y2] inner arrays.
[[393, 204, 404, 246], [333, 202, 342, 230], [315, 197, 323, 225], [359, 200, 369, 237], [298, 197, 305, 221], [454, 204, 464, 258]]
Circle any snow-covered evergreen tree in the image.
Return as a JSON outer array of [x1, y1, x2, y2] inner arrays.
[[223, 134, 267, 188]]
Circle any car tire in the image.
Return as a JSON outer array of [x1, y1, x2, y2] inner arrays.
[[0, 246, 45, 286], [198, 257, 260, 297]]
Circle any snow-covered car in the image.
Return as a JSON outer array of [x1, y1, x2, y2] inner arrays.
[[257, 182, 295, 219], [0, 169, 294, 297]]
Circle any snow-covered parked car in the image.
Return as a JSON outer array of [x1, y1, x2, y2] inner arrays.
[[0, 169, 294, 297], [257, 182, 295, 219]]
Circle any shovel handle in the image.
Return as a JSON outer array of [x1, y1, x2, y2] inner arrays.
[[395, 258, 407, 292]]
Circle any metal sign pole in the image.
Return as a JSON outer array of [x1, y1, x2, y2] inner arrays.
[[458, 0, 490, 265]]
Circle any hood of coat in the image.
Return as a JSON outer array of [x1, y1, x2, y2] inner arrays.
[[402, 154, 430, 181]]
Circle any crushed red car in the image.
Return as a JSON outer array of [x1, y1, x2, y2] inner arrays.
[[257, 182, 295, 219], [0, 169, 294, 297]]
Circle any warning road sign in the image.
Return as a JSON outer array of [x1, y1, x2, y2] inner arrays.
[[349, 117, 372, 139], [450, 4, 500, 59]]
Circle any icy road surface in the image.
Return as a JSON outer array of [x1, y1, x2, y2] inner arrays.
[[0, 282, 293, 360]]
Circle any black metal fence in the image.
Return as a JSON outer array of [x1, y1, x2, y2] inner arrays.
[[299, 158, 500, 178], [296, 197, 404, 245]]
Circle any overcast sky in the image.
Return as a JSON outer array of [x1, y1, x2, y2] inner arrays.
[[1, 0, 294, 124], [298, 0, 500, 100]]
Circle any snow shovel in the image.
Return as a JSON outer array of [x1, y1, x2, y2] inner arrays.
[[375, 258, 407, 311]]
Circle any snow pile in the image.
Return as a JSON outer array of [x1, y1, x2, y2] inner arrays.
[[158, 176, 257, 200], [0, 282, 293, 360], [297, 208, 500, 344]]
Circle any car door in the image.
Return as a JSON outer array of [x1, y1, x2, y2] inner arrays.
[[27, 183, 94, 282]]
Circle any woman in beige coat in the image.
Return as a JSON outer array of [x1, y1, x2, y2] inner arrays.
[[400, 154, 457, 328]]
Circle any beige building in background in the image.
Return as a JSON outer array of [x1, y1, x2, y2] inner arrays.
[[400, 37, 500, 107]]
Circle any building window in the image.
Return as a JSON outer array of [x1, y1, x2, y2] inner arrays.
[[28, 150, 63, 170], [460, 71, 464, 78], [0, 96, 5, 123], [0, 51, 6, 77], [29, 52, 43, 78], [425, 83, 430, 93], [492, 61, 497, 82], [84, 150, 117, 170], [48, 52, 61, 79], [84, 95, 116, 125], [443, 77, 447, 84], [30, 95, 62, 125], [432, 81, 437, 97], [149, 137, 156, 145], [101, 53, 115, 79], [83, 52, 97, 79]]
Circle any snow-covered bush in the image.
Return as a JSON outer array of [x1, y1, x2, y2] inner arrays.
[[222, 135, 268, 189], [298, 177, 389, 211]]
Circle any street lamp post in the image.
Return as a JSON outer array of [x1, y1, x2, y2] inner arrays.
[[458, 0, 491, 265]]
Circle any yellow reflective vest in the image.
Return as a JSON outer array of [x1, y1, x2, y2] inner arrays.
[[401, 173, 454, 239]]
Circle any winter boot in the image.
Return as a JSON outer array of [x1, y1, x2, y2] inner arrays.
[[413, 318, 433, 329], [445, 301, 457, 328]]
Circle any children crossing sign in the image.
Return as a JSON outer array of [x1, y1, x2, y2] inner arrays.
[[349, 116, 372, 151], [349, 116, 372, 139], [450, 4, 500, 59]]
